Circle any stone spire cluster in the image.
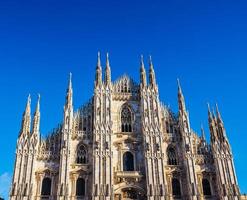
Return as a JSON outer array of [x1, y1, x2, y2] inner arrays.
[[139, 55, 157, 90], [95, 52, 112, 87]]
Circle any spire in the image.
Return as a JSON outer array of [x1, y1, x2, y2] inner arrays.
[[65, 73, 73, 108], [207, 103, 213, 123], [215, 103, 228, 142], [95, 52, 102, 86], [207, 103, 219, 143], [97, 51, 101, 67], [35, 94, 40, 115], [216, 103, 223, 124], [149, 55, 156, 87], [105, 52, 111, 85], [20, 94, 31, 136], [32, 94, 40, 134], [140, 55, 147, 87], [201, 124, 206, 141], [25, 94, 31, 115], [177, 79, 186, 113], [68, 72, 72, 91]]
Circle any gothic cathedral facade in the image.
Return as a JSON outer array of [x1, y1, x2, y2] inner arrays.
[[10, 53, 241, 200]]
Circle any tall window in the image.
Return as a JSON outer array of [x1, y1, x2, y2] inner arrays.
[[167, 147, 178, 165], [76, 178, 85, 196], [202, 179, 212, 196], [172, 178, 181, 196], [41, 177, 52, 196], [77, 144, 87, 164], [121, 106, 132, 132], [123, 152, 134, 171]]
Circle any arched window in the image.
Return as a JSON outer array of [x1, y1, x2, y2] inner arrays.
[[76, 178, 85, 196], [167, 147, 178, 165], [123, 152, 134, 171], [121, 106, 132, 132], [77, 144, 87, 164], [172, 178, 181, 196], [202, 179, 212, 196], [41, 177, 52, 196]]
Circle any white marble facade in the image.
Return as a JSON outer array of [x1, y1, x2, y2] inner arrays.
[[10, 54, 241, 200]]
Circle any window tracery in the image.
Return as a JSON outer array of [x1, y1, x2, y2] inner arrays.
[[167, 147, 178, 165], [77, 144, 87, 164], [121, 106, 132, 132]]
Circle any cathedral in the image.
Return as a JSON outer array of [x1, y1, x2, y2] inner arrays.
[[10, 53, 242, 200]]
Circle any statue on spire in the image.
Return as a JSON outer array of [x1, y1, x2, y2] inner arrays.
[[19, 94, 31, 136], [216, 103, 224, 124], [149, 55, 156, 87], [177, 79, 186, 114], [140, 55, 147, 87], [65, 73, 73, 108], [95, 52, 102, 87], [32, 94, 40, 135], [105, 52, 111, 86]]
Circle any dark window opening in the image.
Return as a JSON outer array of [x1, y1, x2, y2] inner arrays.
[[172, 178, 181, 196], [202, 179, 212, 196], [41, 177, 52, 196], [76, 178, 85, 196], [123, 151, 134, 171]]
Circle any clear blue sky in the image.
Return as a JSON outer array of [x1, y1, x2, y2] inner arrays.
[[0, 0, 247, 198]]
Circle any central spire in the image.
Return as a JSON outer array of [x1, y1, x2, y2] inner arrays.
[[65, 73, 73, 108]]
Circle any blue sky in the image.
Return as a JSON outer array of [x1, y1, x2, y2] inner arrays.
[[1, 0, 247, 198]]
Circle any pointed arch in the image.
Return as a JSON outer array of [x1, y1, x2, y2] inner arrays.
[[76, 144, 87, 164], [121, 106, 132, 132]]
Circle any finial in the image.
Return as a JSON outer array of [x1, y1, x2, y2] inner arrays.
[[34, 93, 40, 116], [216, 103, 220, 116], [28, 93, 31, 102], [177, 78, 182, 92], [140, 55, 145, 69], [201, 124, 206, 140], [68, 72, 72, 90], [26, 94, 31, 110], [37, 93, 40, 108], [97, 51, 101, 67], [149, 55, 153, 68], [106, 52, 110, 67], [105, 52, 111, 85], [207, 102, 211, 114], [69, 72, 72, 81], [216, 103, 223, 122]]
